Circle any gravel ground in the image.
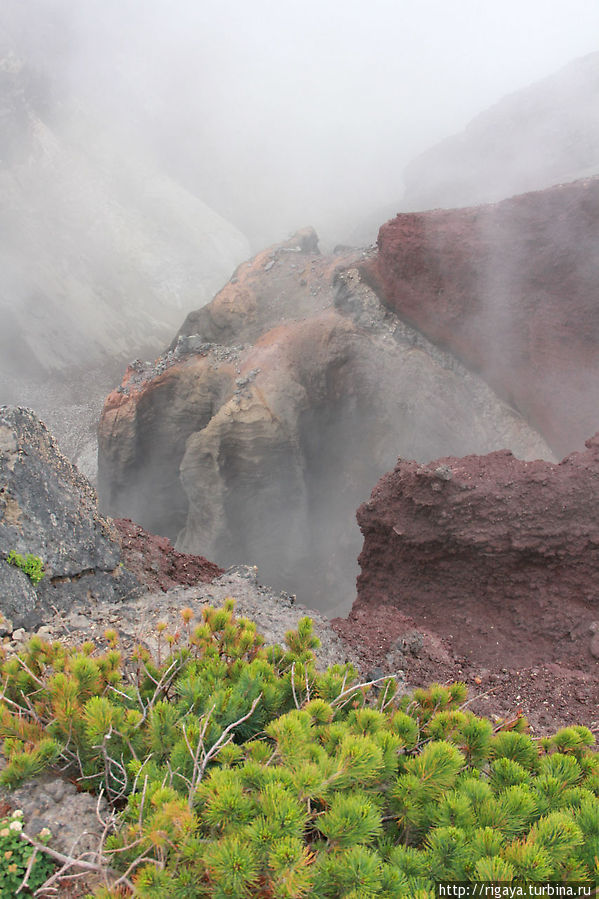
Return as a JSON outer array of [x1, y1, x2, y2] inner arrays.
[[15, 565, 366, 675]]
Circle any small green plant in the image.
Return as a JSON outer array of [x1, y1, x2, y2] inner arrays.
[[6, 551, 45, 585], [0, 601, 597, 896], [0, 810, 54, 896]]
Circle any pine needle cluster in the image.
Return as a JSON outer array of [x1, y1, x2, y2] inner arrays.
[[0, 600, 597, 897]]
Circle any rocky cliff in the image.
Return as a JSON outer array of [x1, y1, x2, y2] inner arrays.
[[98, 230, 550, 614], [333, 435, 599, 729], [0, 406, 222, 628], [0, 406, 141, 627], [362, 177, 599, 456], [403, 52, 599, 211]]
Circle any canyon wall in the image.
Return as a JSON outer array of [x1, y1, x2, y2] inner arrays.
[[98, 231, 550, 614], [363, 177, 599, 456]]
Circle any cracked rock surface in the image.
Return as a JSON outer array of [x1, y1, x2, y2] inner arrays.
[[0, 406, 141, 627]]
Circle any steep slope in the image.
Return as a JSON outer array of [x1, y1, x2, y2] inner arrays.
[[403, 52, 599, 211], [98, 231, 550, 614], [362, 177, 599, 457], [0, 55, 250, 380]]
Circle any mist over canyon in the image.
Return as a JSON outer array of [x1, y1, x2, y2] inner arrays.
[[1, 5, 599, 735]]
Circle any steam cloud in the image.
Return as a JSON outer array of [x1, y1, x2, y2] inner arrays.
[[2, 0, 599, 248], [1, 0, 598, 593]]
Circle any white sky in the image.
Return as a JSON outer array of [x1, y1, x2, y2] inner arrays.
[[9, 0, 599, 244]]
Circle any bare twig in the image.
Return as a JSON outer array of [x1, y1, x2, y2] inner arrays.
[[134, 656, 185, 727], [0, 681, 41, 721], [113, 847, 163, 887], [458, 688, 495, 711], [331, 675, 398, 709], [17, 690, 45, 728], [15, 657, 45, 688], [379, 679, 394, 712], [16, 846, 38, 894], [194, 693, 262, 790], [290, 663, 300, 710], [18, 832, 134, 893], [137, 773, 149, 831]]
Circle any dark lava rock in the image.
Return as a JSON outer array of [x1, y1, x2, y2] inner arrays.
[[0, 406, 141, 627]]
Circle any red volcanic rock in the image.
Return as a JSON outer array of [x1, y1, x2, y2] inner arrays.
[[113, 518, 223, 593], [362, 177, 599, 456], [352, 436, 599, 670]]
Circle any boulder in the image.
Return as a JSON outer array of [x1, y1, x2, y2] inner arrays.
[[0, 406, 141, 627]]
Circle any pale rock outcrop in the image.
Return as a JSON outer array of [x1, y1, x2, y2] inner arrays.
[[99, 232, 551, 613]]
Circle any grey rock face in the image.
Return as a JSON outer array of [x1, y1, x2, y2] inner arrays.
[[0, 562, 37, 625], [1, 773, 109, 859], [0, 406, 141, 627]]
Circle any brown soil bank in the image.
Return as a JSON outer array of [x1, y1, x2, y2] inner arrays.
[[333, 436, 599, 733], [362, 176, 599, 457]]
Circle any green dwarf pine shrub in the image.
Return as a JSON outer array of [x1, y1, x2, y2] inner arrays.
[[6, 551, 45, 585], [0, 599, 597, 897]]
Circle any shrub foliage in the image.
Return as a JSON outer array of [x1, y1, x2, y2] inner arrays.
[[0, 600, 597, 896], [6, 550, 45, 585]]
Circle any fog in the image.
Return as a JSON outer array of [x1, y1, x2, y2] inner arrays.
[[2, 1, 599, 606], [3, 0, 599, 248]]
